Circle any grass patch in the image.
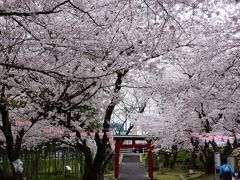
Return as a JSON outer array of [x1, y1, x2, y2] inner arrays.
[[195, 174, 215, 180], [104, 170, 113, 180], [31, 174, 79, 180], [183, 172, 204, 179], [154, 174, 179, 180], [153, 169, 210, 180], [154, 170, 180, 180]]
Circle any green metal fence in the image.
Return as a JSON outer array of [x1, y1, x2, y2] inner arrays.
[[0, 145, 85, 179]]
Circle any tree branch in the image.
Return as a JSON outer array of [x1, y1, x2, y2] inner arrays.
[[68, 1, 102, 26], [11, 17, 40, 41], [102, 151, 114, 171], [0, 62, 66, 80], [59, 139, 77, 149], [0, 62, 126, 81], [0, 0, 70, 17], [103, 70, 129, 131]]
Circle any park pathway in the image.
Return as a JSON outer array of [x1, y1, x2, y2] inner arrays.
[[119, 154, 148, 180]]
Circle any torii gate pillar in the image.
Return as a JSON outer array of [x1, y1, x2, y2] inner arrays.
[[147, 140, 154, 179], [114, 142, 120, 179]]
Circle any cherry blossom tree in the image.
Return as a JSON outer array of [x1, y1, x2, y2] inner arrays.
[[1, 0, 239, 179], [124, 0, 239, 173], [130, 0, 240, 141]]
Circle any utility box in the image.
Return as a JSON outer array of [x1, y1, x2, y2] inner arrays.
[[65, 165, 71, 174], [229, 147, 240, 171]]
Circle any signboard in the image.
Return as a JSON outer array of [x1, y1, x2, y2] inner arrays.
[[214, 152, 221, 169], [12, 159, 23, 173], [228, 157, 235, 169], [238, 159, 240, 167]]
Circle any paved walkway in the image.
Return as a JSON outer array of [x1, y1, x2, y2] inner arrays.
[[119, 154, 148, 180]]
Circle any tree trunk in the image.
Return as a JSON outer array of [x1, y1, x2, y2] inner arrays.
[[169, 145, 178, 169], [1, 96, 24, 180], [157, 151, 165, 172], [189, 137, 200, 170], [189, 151, 197, 169], [170, 152, 178, 169], [200, 154, 214, 174], [82, 133, 109, 180], [78, 71, 128, 180], [199, 142, 215, 174], [163, 153, 171, 168], [84, 170, 104, 180]]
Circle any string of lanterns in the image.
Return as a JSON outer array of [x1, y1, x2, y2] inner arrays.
[[15, 120, 115, 141], [15, 120, 115, 149], [41, 128, 114, 140], [15, 120, 32, 130], [42, 129, 115, 150], [190, 132, 235, 143]]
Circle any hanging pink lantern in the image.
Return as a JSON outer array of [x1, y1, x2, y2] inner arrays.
[[57, 129, 65, 137], [15, 120, 25, 128], [43, 128, 52, 134], [205, 137, 210, 142], [207, 138, 211, 142], [190, 132, 194, 137], [207, 136, 213, 141], [25, 120, 32, 127], [15, 120, 19, 126], [190, 132, 199, 137], [222, 136, 230, 141], [80, 131, 87, 138], [90, 132, 95, 138], [229, 137, 234, 143], [69, 132, 76, 138], [43, 128, 52, 139], [15, 120, 21, 127], [98, 132, 104, 139], [16, 120, 32, 130], [215, 136, 223, 140], [199, 136, 205, 141], [196, 134, 202, 139], [106, 131, 112, 138]]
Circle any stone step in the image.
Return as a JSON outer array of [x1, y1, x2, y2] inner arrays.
[[122, 154, 140, 162]]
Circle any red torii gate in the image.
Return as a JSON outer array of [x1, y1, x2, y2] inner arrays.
[[113, 135, 154, 180]]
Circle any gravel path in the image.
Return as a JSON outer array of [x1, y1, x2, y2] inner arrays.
[[119, 154, 148, 180]]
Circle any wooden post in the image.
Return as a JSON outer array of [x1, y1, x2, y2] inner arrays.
[[62, 152, 65, 180], [48, 150, 51, 177], [114, 142, 120, 180], [54, 144, 57, 174], [44, 151, 47, 180], [148, 142, 154, 180], [77, 162, 81, 179]]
